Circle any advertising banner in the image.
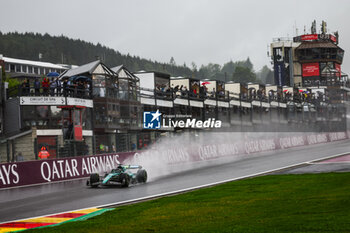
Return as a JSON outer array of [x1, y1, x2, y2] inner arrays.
[[0, 152, 134, 189], [335, 63, 341, 77], [301, 34, 318, 41], [302, 63, 320, 77], [20, 97, 66, 105], [330, 35, 337, 43], [74, 126, 83, 141], [274, 62, 285, 86], [0, 132, 348, 189]]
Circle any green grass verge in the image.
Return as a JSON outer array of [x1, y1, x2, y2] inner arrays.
[[28, 172, 350, 233]]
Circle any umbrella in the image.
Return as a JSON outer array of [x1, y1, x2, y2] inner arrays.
[[201, 81, 211, 85], [68, 76, 91, 82], [75, 76, 91, 82], [47, 72, 60, 77], [68, 76, 76, 81], [283, 89, 289, 93]]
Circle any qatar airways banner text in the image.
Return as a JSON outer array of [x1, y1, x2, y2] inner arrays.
[[0, 152, 134, 189], [131, 132, 348, 166], [302, 63, 320, 77]]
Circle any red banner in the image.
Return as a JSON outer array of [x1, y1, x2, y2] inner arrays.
[[74, 126, 83, 141], [330, 35, 337, 43], [335, 63, 341, 77], [301, 34, 318, 41], [302, 63, 320, 77]]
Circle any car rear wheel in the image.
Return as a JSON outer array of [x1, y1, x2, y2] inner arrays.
[[89, 173, 100, 188], [136, 169, 148, 183]]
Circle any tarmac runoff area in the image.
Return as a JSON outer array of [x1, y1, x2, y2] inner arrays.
[[274, 154, 350, 174]]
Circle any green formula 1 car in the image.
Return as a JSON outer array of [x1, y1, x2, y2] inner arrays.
[[87, 165, 148, 188]]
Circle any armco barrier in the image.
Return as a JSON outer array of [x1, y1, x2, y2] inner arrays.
[[0, 132, 348, 189]]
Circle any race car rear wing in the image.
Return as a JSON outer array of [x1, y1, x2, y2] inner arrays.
[[123, 165, 142, 169]]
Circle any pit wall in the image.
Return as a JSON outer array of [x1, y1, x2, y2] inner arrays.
[[0, 132, 348, 189]]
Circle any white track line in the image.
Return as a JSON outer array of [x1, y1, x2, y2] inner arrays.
[[1, 151, 349, 225], [307, 161, 350, 165]]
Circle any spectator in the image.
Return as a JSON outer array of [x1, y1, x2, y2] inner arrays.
[[181, 86, 187, 97], [174, 85, 179, 93], [63, 79, 68, 96], [42, 78, 49, 96], [72, 81, 78, 97], [131, 143, 136, 151], [50, 78, 57, 96], [99, 144, 105, 153], [56, 78, 62, 96], [77, 80, 84, 97], [112, 143, 116, 153], [21, 79, 28, 96], [84, 81, 90, 98], [211, 88, 215, 98], [67, 79, 75, 97], [16, 152, 24, 161], [25, 79, 30, 95], [34, 78, 40, 96]]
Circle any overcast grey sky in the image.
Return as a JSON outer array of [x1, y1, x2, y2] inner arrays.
[[1, 0, 349, 72]]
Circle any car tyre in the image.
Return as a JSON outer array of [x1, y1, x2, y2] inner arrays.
[[136, 169, 148, 183], [89, 173, 100, 188], [120, 173, 130, 187]]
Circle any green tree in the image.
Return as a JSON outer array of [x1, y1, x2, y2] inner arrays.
[[234, 58, 253, 71], [221, 61, 235, 81], [232, 66, 257, 83], [191, 62, 197, 73], [169, 57, 176, 66], [257, 65, 274, 84]]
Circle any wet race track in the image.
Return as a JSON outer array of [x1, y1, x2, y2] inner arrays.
[[0, 140, 350, 223]]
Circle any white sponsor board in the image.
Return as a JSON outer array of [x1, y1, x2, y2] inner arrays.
[[157, 99, 173, 107], [141, 97, 155, 105], [280, 103, 287, 108], [204, 99, 217, 106], [270, 101, 279, 107], [82, 130, 93, 136], [37, 129, 63, 136], [66, 97, 93, 108], [190, 100, 204, 108], [20, 97, 65, 105], [261, 102, 270, 108], [230, 100, 240, 106], [252, 100, 261, 106], [174, 98, 189, 106], [218, 101, 229, 108], [241, 101, 251, 108]]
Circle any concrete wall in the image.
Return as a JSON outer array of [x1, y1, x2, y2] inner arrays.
[[225, 83, 241, 98], [14, 133, 35, 161], [0, 142, 9, 163], [0, 132, 34, 162]]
